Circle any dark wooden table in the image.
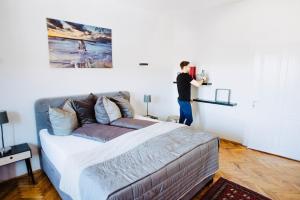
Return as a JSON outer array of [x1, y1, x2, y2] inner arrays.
[[0, 143, 35, 184]]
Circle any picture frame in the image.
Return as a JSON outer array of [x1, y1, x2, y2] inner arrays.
[[46, 18, 112, 68], [215, 89, 231, 104]]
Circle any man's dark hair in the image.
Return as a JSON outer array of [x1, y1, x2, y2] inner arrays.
[[180, 61, 190, 69]]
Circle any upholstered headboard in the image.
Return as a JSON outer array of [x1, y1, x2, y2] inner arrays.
[[34, 91, 130, 147]]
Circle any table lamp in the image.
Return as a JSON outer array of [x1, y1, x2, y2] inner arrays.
[[144, 95, 151, 116], [0, 110, 11, 154]]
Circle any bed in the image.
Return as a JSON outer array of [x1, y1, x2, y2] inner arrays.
[[34, 91, 219, 200]]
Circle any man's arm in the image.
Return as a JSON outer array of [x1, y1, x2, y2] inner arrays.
[[190, 77, 206, 87]]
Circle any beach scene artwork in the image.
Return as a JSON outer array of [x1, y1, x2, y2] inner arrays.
[[47, 18, 112, 68]]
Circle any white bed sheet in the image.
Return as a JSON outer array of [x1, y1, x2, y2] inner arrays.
[[39, 115, 159, 174], [40, 129, 102, 174]]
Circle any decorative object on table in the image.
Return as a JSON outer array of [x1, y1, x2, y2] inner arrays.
[[144, 95, 151, 116], [0, 110, 11, 154], [189, 66, 196, 79], [215, 89, 231, 104], [46, 18, 112, 68], [197, 69, 208, 83], [0, 143, 35, 184], [144, 115, 158, 120], [200, 177, 271, 200]]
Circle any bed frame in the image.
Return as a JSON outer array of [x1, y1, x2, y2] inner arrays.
[[34, 91, 215, 200]]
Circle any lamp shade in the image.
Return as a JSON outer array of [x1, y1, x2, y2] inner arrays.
[[144, 95, 151, 103], [0, 111, 9, 124]]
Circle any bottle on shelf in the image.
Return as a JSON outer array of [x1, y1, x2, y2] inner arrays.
[[196, 69, 208, 83]]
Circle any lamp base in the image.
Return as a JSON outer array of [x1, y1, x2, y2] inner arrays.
[[0, 146, 11, 156], [144, 115, 158, 120]]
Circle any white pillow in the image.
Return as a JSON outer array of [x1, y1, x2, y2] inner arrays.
[[102, 96, 122, 122], [49, 99, 78, 136]]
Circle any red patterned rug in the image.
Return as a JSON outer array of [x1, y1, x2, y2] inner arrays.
[[200, 177, 271, 200]]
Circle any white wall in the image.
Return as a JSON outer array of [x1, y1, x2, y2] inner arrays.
[[2, 0, 300, 180], [0, 0, 178, 180], [169, 0, 300, 144]]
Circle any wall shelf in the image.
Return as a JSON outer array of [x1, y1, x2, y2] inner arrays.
[[173, 81, 212, 85], [193, 98, 237, 107]]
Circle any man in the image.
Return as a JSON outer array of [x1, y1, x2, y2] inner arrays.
[[176, 61, 205, 126]]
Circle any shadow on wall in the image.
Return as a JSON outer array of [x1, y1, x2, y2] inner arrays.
[[6, 111, 23, 146], [0, 163, 16, 182], [29, 144, 39, 157], [0, 112, 21, 182], [191, 87, 201, 129], [8, 112, 22, 124]]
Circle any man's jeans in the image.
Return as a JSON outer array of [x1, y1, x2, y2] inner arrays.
[[178, 100, 193, 126]]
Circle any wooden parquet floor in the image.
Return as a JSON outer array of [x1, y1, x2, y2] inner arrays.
[[0, 140, 300, 200]]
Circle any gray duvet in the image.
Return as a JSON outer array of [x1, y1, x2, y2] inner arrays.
[[78, 127, 219, 200]]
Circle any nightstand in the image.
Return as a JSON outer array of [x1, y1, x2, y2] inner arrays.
[[0, 143, 35, 184]]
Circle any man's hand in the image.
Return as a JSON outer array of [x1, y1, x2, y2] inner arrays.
[[191, 77, 206, 88]]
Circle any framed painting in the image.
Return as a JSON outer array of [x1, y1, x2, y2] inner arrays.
[[215, 89, 231, 103], [47, 18, 112, 68]]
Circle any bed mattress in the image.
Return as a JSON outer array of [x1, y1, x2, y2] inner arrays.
[[35, 92, 219, 200], [40, 129, 102, 174], [41, 136, 218, 200], [40, 117, 219, 200], [41, 149, 215, 200]]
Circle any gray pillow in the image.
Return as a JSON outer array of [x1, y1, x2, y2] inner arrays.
[[94, 96, 110, 124], [48, 100, 78, 136], [102, 97, 121, 122], [118, 91, 130, 101], [63, 99, 77, 114], [110, 96, 134, 118], [72, 94, 97, 125]]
